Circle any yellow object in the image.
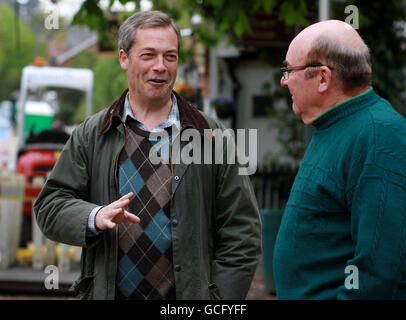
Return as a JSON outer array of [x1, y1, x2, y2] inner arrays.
[[17, 244, 77, 264], [16, 246, 33, 264]]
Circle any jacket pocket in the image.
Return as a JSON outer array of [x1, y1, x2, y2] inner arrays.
[[70, 275, 95, 300], [208, 283, 222, 300]]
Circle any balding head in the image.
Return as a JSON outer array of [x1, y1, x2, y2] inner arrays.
[[289, 20, 371, 93], [292, 20, 366, 52]]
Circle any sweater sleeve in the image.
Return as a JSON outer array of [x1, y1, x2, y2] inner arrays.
[[337, 164, 406, 299]]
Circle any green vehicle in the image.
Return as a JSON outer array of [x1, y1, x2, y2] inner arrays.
[[23, 100, 55, 138]]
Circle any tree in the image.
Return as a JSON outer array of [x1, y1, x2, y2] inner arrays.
[[71, 0, 310, 47], [0, 3, 37, 101]]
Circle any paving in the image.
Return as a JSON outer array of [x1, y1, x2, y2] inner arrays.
[[246, 258, 277, 300], [0, 257, 276, 300]]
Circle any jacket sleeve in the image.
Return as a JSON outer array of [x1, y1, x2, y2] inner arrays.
[[337, 164, 406, 299], [33, 121, 101, 248], [209, 122, 262, 299]]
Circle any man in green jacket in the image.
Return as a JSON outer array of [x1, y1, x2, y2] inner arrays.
[[34, 10, 261, 300], [274, 20, 406, 299]]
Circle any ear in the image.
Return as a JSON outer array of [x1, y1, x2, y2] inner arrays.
[[119, 49, 129, 71], [317, 66, 332, 93]]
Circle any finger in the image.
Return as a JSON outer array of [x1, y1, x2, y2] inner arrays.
[[111, 208, 126, 222], [124, 211, 141, 224], [114, 193, 134, 208], [113, 199, 131, 211], [119, 192, 134, 201], [105, 221, 117, 229]]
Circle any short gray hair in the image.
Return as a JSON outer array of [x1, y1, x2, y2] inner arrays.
[[118, 10, 182, 55], [305, 35, 372, 92]]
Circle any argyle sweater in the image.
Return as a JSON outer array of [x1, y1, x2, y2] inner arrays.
[[274, 88, 406, 299], [115, 118, 175, 300]]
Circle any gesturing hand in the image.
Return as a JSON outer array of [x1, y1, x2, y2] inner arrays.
[[95, 192, 140, 230]]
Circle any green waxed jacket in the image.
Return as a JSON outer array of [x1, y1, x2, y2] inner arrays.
[[34, 89, 262, 300]]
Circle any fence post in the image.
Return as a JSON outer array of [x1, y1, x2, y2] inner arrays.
[[0, 171, 25, 269], [58, 244, 71, 272], [31, 205, 45, 270], [31, 176, 46, 270]]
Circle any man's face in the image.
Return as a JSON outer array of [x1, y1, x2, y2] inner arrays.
[[280, 40, 319, 124], [120, 26, 178, 106]]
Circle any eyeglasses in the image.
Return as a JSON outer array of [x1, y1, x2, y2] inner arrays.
[[281, 63, 331, 80]]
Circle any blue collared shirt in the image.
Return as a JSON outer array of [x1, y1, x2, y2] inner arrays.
[[122, 92, 181, 132]]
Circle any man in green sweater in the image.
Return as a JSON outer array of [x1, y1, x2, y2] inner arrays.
[[274, 19, 406, 299]]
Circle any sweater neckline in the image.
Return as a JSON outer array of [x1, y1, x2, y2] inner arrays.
[[312, 87, 378, 130]]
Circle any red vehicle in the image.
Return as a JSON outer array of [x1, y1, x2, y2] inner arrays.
[[16, 129, 70, 246]]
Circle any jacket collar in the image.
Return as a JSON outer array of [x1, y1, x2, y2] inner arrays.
[[98, 89, 210, 136]]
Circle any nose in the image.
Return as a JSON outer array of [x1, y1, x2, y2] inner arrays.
[[280, 75, 288, 87], [153, 55, 166, 73]]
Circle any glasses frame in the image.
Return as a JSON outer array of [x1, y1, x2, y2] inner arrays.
[[281, 63, 329, 80]]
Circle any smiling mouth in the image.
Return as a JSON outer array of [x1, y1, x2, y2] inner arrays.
[[149, 79, 166, 84]]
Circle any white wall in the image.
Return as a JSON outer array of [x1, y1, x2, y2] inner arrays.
[[234, 62, 289, 166]]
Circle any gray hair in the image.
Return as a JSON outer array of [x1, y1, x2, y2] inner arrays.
[[118, 10, 182, 55], [305, 35, 372, 92]]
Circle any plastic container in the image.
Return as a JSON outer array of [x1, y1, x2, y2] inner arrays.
[[261, 208, 283, 295], [0, 172, 25, 268]]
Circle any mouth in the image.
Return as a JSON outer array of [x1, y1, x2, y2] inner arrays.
[[148, 79, 166, 84]]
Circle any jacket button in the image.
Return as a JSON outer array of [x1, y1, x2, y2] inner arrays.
[[171, 219, 178, 227], [175, 265, 181, 272], [174, 175, 179, 181]]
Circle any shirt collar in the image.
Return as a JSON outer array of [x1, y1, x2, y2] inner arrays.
[[122, 92, 181, 132]]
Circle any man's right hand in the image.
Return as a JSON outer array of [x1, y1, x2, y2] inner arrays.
[[95, 192, 140, 230]]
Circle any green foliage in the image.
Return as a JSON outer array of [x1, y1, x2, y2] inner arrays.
[[72, 0, 108, 30], [72, 0, 311, 48], [92, 56, 127, 114], [279, 0, 308, 26], [0, 3, 37, 101], [70, 50, 99, 70]]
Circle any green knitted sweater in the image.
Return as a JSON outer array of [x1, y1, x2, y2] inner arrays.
[[274, 88, 406, 299]]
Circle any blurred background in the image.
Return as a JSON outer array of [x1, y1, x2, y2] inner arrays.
[[0, 0, 405, 299]]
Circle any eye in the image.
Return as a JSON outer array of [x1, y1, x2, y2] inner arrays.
[[166, 54, 178, 62], [141, 53, 154, 59]]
